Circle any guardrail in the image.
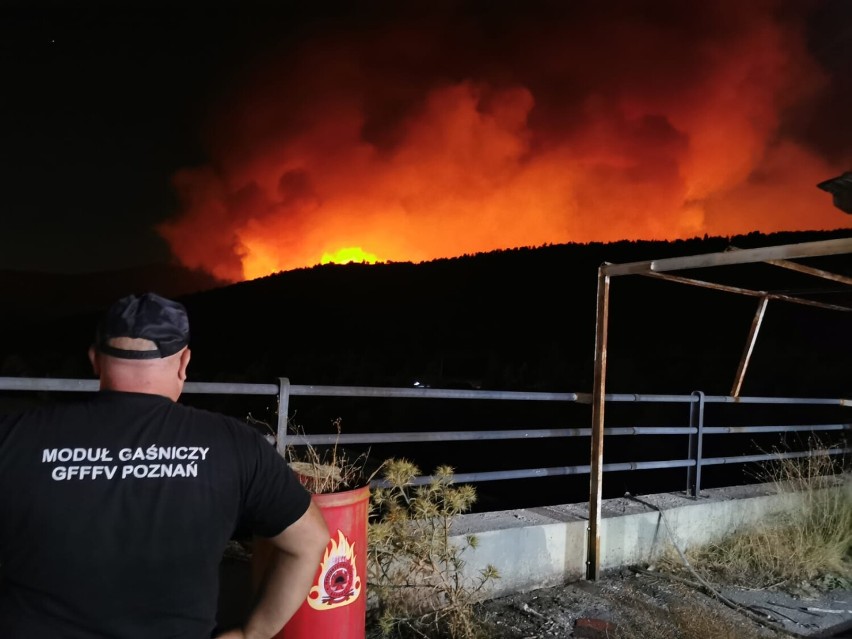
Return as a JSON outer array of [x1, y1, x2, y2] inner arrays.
[[2, 376, 849, 500]]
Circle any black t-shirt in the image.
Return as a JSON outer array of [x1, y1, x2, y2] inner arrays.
[[0, 390, 311, 639]]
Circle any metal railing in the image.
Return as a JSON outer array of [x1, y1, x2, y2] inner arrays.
[[2, 376, 849, 499]]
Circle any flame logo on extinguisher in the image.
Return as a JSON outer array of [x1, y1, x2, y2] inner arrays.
[[308, 529, 361, 610]]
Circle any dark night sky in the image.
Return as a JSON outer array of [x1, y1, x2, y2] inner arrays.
[[1, 3, 272, 272], [1, 1, 851, 276], [3, 2, 360, 273]]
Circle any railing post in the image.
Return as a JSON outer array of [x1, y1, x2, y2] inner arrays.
[[685, 390, 705, 498], [586, 267, 610, 581], [277, 377, 291, 457]]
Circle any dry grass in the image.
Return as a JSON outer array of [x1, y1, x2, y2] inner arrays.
[[679, 446, 852, 591], [246, 411, 382, 493], [283, 417, 380, 493]]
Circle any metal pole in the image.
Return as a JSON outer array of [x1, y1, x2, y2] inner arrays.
[[603, 237, 852, 276], [277, 377, 291, 457], [686, 391, 705, 498], [731, 297, 769, 398], [586, 267, 610, 581]]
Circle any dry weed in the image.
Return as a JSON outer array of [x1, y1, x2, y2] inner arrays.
[[368, 459, 499, 639], [247, 411, 382, 493], [682, 443, 851, 590]]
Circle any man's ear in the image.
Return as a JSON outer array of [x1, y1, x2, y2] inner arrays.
[[88, 346, 100, 376], [178, 347, 191, 381]]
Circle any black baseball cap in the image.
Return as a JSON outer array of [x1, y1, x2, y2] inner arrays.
[[95, 293, 190, 359]]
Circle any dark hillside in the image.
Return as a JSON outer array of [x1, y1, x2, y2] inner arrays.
[[1, 229, 851, 509], [2, 229, 851, 398], [176, 229, 852, 398]]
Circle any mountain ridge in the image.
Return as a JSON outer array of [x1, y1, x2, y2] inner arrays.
[[2, 229, 851, 398]]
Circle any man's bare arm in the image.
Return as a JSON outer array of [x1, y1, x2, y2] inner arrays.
[[217, 501, 329, 639]]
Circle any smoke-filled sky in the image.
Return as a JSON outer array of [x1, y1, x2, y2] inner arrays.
[[3, 1, 851, 280]]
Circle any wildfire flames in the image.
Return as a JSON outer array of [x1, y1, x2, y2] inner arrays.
[[157, 1, 851, 282]]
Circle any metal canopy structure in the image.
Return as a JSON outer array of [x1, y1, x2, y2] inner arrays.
[[585, 235, 852, 580]]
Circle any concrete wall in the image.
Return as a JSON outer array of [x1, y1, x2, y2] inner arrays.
[[449, 480, 848, 599]]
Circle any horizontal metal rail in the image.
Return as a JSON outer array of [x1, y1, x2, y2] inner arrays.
[[703, 424, 852, 434], [0, 378, 579, 402], [2, 377, 849, 498], [700, 448, 852, 466], [3, 378, 850, 406], [286, 385, 581, 402], [602, 237, 852, 276], [607, 393, 852, 406], [0, 378, 282, 396], [372, 447, 852, 487], [290, 423, 852, 445]]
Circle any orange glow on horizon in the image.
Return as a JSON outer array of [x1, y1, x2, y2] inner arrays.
[[320, 247, 380, 266], [156, 3, 851, 283], [242, 245, 382, 280]]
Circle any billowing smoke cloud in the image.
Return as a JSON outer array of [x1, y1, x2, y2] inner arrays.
[[157, 0, 851, 281]]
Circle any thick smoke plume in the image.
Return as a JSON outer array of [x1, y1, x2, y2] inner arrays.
[[157, 1, 851, 281]]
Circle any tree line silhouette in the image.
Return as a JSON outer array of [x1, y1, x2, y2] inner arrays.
[[1, 228, 850, 508], [2, 228, 851, 398]]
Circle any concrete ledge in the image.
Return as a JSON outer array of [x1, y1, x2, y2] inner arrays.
[[450, 480, 848, 599], [217, 477, 850, 628]]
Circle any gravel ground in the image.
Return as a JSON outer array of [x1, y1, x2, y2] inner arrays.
[[220, 548, 852, 638], [472, 568, 852, 639]]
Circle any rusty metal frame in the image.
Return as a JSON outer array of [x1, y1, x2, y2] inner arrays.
[[585, 236, 852, 580], [731, 296, 769, 398]]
